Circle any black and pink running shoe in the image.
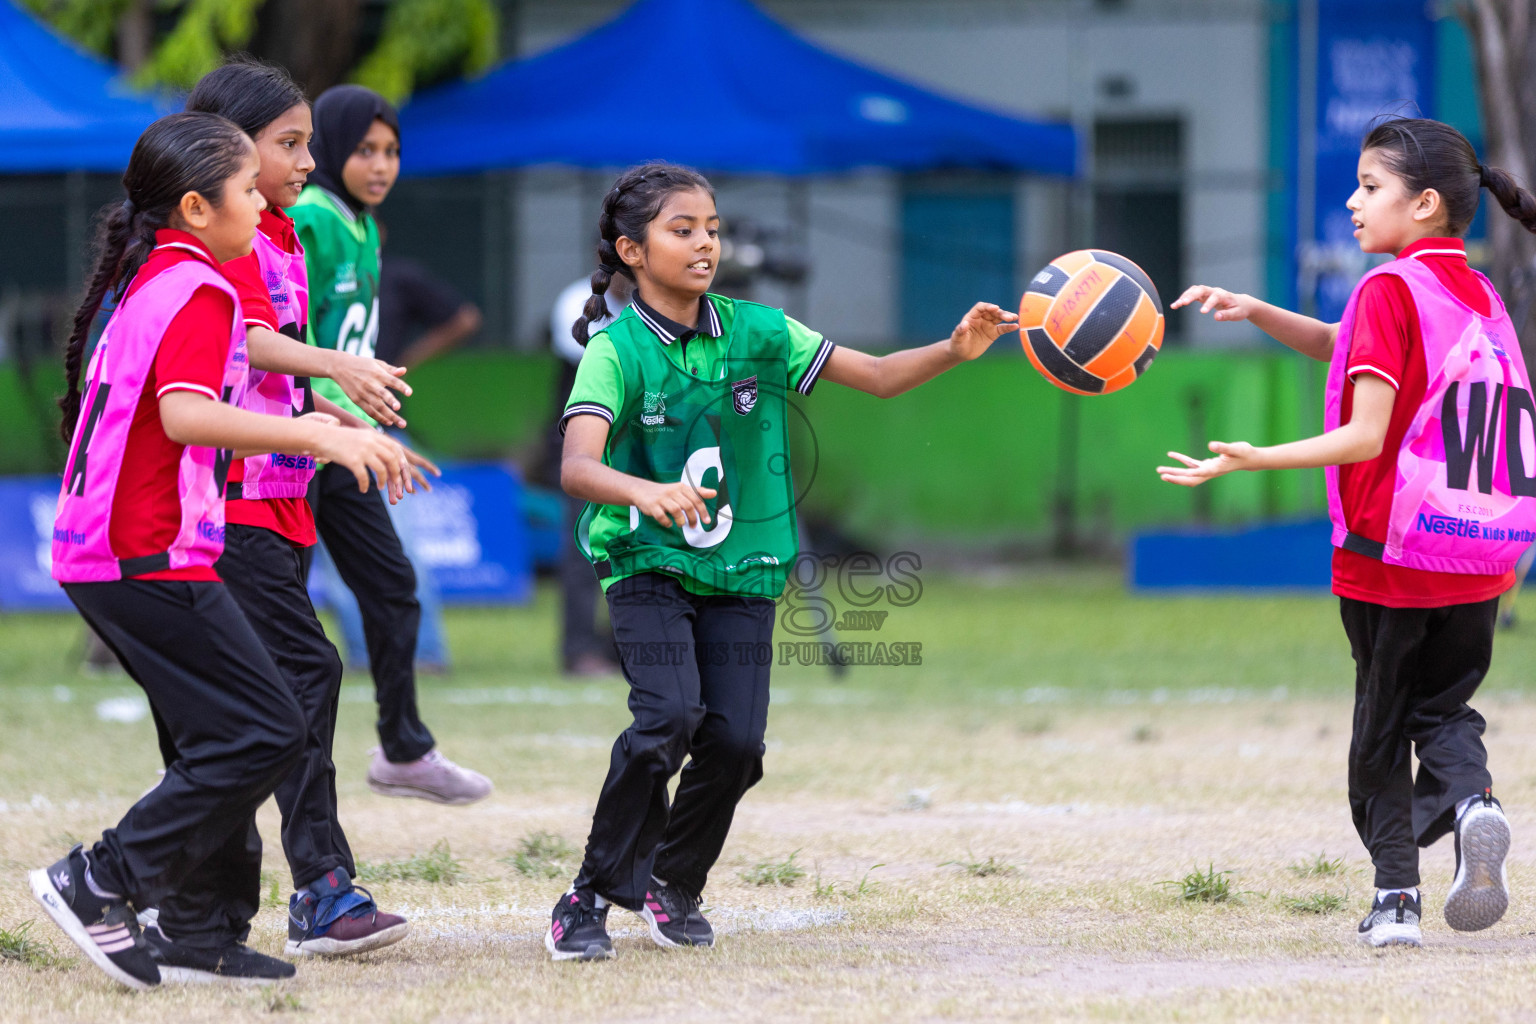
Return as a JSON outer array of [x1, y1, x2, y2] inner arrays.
[[641, 881, 715, 949], [29, 845, 160, 989], [546, 888, 613, 961]]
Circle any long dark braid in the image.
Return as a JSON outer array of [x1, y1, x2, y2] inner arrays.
[[572, 162, 714, 346], [1480, 164, 1536, 235], [60, 112, 251, 441]]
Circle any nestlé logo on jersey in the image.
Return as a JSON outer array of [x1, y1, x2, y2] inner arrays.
[[640, 390, 669, 428]]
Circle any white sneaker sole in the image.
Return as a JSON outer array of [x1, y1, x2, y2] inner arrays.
[[156, 965, 288, 986], [1445, 806, 1511, 932], [1358, 922, 1422, 947], [366, 777, 489, 806], [284, 921, 409, 957], [544, 925, 614, 961], [28, 869, 155, 991]]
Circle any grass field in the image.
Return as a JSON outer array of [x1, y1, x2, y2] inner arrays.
[[4, 568, 1536, 1021]]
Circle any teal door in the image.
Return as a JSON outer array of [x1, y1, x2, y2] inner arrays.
[[900, 181, 1015, 342]]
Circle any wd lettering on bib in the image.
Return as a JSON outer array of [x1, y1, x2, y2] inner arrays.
[[1441, 381, 1536, 497], [1326, 256, 1536, 575]]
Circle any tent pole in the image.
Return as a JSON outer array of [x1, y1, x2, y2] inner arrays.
[[789, 177, 810, 321]]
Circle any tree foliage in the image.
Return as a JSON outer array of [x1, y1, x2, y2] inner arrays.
[[353, 0, 499, 103], [20, 0, 499, 102], [1459, 0, 1536, 347]]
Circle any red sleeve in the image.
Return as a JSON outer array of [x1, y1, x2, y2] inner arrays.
[[224, 251, 278, 332], [154, 285, 236, 402], [1344, 275, 1414, 391]]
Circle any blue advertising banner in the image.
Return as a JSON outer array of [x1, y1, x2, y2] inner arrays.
[[1, 463, 533, 612], [1300, 0, 1437, 321], [0, 476, 71, 611], [405, 462, 533, 604]]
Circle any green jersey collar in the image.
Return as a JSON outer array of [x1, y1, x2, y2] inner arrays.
[[631, 293, 722, 345]]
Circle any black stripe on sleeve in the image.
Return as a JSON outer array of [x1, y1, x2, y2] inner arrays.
[[559, 402, 615, 435], [796, 339, 836, 395]]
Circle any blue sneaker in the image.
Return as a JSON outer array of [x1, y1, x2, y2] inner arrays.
[[283, 867, 408, 957]]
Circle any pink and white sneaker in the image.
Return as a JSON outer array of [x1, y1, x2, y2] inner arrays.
[[366, 747, 491, 805]]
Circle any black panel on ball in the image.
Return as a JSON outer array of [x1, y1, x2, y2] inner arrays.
[[1088, 250, 1161, 309], [1062, 275, 1141, 365], [1028, 328, 1105, 394], [1026, 262, 1072, 299]]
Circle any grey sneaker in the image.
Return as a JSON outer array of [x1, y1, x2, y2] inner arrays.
[[366, 747, 491, 805], [1357, 890, 1422, 948], [1444, 788, 1511, 932]]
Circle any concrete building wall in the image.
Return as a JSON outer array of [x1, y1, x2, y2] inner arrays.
[[506, 0, 1273, 349]]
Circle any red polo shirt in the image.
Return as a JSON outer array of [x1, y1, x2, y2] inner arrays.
[[110, 230, 237, 581], [223, 207, 317, 548], [1332, 236, 1516, 608]]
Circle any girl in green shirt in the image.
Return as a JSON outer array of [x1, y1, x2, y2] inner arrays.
[[548, 162, 1016, 961]]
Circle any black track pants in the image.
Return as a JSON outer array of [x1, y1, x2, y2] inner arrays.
[[306, 461, 434, 763], [216, 524, 354, 889], [65, 579, 303, 948], [574, 573, 775, 910], [1340, 596, 1498, 889]]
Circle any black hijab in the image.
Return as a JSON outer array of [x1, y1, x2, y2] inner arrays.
[[308, 85, 400, 214]]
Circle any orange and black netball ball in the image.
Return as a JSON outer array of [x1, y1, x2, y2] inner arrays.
[[1019, 249, 1164, 395]]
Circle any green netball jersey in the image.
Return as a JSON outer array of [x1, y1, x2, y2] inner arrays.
[[290, 185, 381, 425], [562, 294, 836, 597]]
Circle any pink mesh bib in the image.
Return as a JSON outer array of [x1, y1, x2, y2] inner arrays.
[[232, 224, 315, 500], [1326, 254, 1536, 575], [52, 247, 248, 582]]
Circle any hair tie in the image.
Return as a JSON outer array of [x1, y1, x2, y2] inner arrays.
[[120, 197, 136, 216], [600, 261, 624, 275], [1479, 164, 1493, 188]]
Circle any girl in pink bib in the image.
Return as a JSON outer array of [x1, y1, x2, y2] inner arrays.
[[1162, 118, 1536, 949], [29, 113, 414, 991]]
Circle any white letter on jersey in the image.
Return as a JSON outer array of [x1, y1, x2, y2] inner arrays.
[[337, 298, 379, 359], [681, 446, 731, 548]]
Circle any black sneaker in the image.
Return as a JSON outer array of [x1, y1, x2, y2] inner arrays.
[[145, 923, 296, 984], [1445, 787, 1511, 932], [28, 845, 159, 989], [641, 880, 715, 949], [546, 889, 613, 961], [1357, 890, 1423, 948]]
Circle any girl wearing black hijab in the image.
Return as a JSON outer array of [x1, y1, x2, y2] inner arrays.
[[290, 87, 493, 823]]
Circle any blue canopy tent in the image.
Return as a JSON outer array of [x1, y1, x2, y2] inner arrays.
[[399, 0, 1077, 176], [0, 0, 170, 173]]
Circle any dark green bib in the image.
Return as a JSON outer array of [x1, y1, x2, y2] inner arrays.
[[576, 296, 800, 597]]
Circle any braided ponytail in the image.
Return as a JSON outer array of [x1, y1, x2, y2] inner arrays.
[[59, 200, 147, 440], [1479, 163, 1536, 235], [60, 112, 252, 441], [571, 162, 714, 346]]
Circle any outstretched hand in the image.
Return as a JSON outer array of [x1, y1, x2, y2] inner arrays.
[[948, 302, 1019, 361], [1170, 285, 1258, 323], [1157, 441, 1259, 487]]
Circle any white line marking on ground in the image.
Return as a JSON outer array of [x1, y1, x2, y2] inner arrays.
[[95, 696, 148, 723], [393, 903, 849, 942]]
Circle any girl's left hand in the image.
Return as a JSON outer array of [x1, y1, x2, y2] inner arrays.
[[1157, 441, 1259, 487], [948, 302, 1019, 361]]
